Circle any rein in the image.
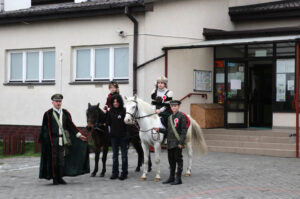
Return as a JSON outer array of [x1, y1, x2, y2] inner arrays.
[[126, 99, 160, 141], [126, 100, 157, 120]]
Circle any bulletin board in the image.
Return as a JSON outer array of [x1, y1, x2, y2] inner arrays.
[[194, 70, 212, 92]]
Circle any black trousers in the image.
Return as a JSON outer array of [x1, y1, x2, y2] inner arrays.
[[168, 147, 183, 176], [52, 142, 65, 179]]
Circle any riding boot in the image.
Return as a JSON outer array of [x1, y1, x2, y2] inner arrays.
[[162, 175, 175, 184], [162, 168, 175, 184], [57, 167, 67, 185], [53, 178, 59, 185], [171, 168, 182, 185]]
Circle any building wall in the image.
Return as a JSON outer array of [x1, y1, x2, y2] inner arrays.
[[273, 113, 298, 128], [137, 0, 235, 104], [167, 48, 214, 114], [0, 16, 134, 127]]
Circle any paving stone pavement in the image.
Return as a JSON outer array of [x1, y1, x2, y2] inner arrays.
[[0, 149, 300, 199]]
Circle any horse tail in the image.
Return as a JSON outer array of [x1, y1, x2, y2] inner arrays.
[[189, 115, 208, 156]]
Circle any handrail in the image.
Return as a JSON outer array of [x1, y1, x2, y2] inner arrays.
[[180, 92, 208, 102]]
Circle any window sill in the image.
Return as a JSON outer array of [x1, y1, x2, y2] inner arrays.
[[69, 79, 129, 85], [3, 82, 55, 86]]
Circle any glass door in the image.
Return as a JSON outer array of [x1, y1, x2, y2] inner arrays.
[[225, 61, 248, 128]]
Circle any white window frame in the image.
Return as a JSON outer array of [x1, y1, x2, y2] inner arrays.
[[8, 48, 55, 83], [73, 45, 129, 82]]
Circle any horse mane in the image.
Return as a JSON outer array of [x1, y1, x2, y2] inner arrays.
[[127, 96, 158, 119]]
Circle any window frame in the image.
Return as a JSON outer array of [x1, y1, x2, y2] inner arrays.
[[8, 48, 55, 83], [73, 45, 129, 82]]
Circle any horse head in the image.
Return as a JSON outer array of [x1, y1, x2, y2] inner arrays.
[[86, 103, 106, 132], [124, 96, 138, 125]]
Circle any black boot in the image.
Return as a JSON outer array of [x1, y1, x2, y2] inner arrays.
[[162, 175, 175, 184], [163, 168, 175, 184], [171, 169, 182, 185], [119, 173, 128, 180], [58, 167, 67, 184], [110, 173, 119, 180], [53, 178, 59, 185]]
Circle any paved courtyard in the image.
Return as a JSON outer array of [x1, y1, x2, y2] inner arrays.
[[0, 149, 300, 199]]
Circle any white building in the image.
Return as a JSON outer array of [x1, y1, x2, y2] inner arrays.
[[0, 0, 299, 134]]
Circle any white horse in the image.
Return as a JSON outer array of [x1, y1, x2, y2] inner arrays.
[[124, 96, 208, 181]]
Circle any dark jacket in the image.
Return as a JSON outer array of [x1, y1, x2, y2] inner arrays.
[[106, 107, 127, 137], [167, 111, 187, 149], [39, 109, 90, 180]]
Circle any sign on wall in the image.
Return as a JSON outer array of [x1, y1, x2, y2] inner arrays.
[[194, 70, 212, 92]]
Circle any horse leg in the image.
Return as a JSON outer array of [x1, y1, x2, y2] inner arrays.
[[148, 150, 152, 172], [91, 151, 100, 177], [132, 139, 143, 172], [141, 142, 149, 180], [185, 141, 193, 177], [100, 145, 108, 177], [154, 142, 161, 182]]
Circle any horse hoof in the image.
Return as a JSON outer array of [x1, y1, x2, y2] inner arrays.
[[141, 177, 146, 181], [185, 173, 191, 177], [100, 173, 105, 177], [90, 173, 96, 177], [135, 168, 140, 172], [154, 178, 160, 182]]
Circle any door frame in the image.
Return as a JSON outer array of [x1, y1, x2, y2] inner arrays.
[[224, 60, 248, 128]]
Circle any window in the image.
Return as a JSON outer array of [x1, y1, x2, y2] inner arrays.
[[215, 45, 245, 58], [276, 42, 295, 57], [248, 43, 273, 57], [74, 46, 129, 81], [274, 58, 295, 111], [8, 49, 55, 82]]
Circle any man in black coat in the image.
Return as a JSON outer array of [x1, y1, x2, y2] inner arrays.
[[39, 94, 89, 185]]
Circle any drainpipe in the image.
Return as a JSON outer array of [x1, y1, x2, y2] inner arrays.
[[125, 6, 138, 95], [164, 49, 168, 78]]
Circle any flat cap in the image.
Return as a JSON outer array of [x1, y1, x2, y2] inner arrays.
[[170, 100, 181, 105], [51, 93, 63, 101]]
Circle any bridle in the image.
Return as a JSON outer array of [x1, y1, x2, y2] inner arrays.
[[126, 100, 160, 141], [126, 100, 157, 121]]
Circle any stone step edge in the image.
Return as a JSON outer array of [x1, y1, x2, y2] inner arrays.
[[206, 140, 296, 147], [208, 145, 295, 152]]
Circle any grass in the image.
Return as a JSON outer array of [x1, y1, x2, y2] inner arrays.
[[0, 140, 110, 159], [0, 141, 40, 159]]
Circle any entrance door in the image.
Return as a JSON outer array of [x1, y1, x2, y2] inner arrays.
[[249, 61, 273, 127], [225, 61, 247, 128]]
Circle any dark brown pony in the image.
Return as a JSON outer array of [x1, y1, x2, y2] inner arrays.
[[86, 103, 151, 177]]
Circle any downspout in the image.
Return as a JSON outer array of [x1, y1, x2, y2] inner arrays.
[[164, 49, 168, 78], [125, 6, 138, 95]]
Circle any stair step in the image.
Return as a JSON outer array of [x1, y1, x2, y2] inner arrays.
[[203, 129, 293, 137], [206, 140, 295, 150], [204, 134, 292, 144], [208, 146, 296, 158]]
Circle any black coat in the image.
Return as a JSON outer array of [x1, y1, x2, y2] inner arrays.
[[39, 109, 90, 180], [106, 107, 127, 137]]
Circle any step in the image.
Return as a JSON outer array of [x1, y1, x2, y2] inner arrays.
[[206, 140, 295, 150], [202, 129, 293, 137], [204, 134, 292, 144], [208, 146, 296, 158]]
